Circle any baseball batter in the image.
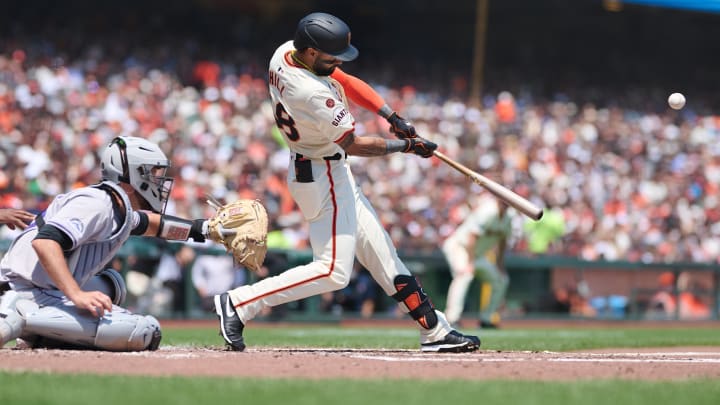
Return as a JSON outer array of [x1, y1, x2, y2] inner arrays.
[[0, 136, 208, 351], [215, 12, 480, 353], [443, 195, 514, 328]]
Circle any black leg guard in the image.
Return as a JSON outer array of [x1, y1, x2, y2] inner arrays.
[[391, 275, 438, 330]]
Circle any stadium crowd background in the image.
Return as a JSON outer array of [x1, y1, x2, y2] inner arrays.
[[1, 0, 720, 316]]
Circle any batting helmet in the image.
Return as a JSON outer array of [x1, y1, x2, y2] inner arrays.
[[293, 12, 358, 61], [100, 136, 173, 214]]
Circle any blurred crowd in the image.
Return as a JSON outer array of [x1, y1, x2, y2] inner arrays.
[[3, 40, 720, 268]]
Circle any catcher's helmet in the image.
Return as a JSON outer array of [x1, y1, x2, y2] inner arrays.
[[293, 12, 358, 61], [101, 136, 173, 214]]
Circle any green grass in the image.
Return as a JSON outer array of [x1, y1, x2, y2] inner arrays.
[[163, 324, 720, 352], [2, 325, 720, 405], [1, 372, 719, 405]]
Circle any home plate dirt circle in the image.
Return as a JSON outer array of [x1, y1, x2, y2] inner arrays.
[[2, 346, 720, 380]]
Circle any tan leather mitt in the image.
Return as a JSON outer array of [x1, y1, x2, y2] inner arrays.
[[206, 199, 268, 272]]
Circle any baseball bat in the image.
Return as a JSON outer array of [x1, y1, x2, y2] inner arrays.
[[433, 150, 544, 220]]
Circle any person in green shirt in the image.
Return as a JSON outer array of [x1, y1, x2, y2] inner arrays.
[[523, 207, 565, 254]]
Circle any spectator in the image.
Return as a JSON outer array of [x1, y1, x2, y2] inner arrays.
[[523, 207, 566, 255], [525, 283, 596, 317], [323, 261, 379, 319], [191, 247, 245, 312], [150, 243, 196, 316], [676, 272, 711, 320], [646, 271, 710, 320], [646, 271, 677, 319]]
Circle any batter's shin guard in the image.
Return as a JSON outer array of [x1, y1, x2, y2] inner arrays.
[[392, 275, 438, 330]]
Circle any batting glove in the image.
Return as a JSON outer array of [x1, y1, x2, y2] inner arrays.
[[387, 112, 418, 139], [403, 137, 437, 158]]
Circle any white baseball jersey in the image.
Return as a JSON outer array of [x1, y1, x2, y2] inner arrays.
[[268, 41, 354, 159], [444, 201, 512, 257], [0, 181, 136, 290], [442, 199, 514, 325], [225, 40, 456, 345]]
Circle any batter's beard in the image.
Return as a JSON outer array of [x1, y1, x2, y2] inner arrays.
[[314, 66, 336, 76]]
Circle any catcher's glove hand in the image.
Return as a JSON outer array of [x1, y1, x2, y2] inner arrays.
[[206, 199, 269, 272]]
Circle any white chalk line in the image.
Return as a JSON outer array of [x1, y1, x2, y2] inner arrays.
[[113, 347, 720, 363], [348, 353, 720, 364], [550, 358, 720, 363]]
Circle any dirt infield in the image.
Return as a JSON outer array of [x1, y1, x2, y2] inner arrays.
[[2, 346, 720, 381], [2, 320, 720, 381]]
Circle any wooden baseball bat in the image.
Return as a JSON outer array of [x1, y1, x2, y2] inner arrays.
[[433, 150, 544, 220]]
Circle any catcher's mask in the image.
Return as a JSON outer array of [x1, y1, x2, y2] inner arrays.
[[100, 136, 174, 214]]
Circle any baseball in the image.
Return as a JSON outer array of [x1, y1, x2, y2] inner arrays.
[[668, 92, 686, 110]]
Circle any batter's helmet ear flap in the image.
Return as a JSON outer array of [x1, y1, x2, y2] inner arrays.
[[293, 12, 358, 61]]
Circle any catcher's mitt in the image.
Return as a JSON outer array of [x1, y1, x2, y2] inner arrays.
[[206, 199, 269, 272]]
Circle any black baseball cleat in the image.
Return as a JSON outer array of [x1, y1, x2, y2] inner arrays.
[[421, 330, 481, 353], [214, 293, 246, 351]]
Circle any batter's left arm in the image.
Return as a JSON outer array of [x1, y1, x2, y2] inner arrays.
[[330, 68, 415, 139]]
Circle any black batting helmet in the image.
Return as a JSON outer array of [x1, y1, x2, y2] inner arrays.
[[293, 12, 359, 61]]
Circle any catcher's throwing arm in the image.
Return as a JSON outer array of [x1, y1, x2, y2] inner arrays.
[[433, 151, 543, 221]]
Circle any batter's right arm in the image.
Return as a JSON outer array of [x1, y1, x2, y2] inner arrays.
[[339, 132, 437, 158]]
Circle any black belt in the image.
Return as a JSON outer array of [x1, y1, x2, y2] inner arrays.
[[294, 153, 345, 183], [295, 152, 345, 161]]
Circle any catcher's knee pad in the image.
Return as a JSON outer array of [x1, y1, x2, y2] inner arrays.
[[391, 275, 438, 330], [0, 289, 21, 313], [95, 314, 162, 351], [83, 269, 127, 305], [0, 306, 25, 346]]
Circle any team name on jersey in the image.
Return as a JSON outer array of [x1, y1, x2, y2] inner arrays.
[[332, 107, 349, 126], [268, 69, 285, 96]]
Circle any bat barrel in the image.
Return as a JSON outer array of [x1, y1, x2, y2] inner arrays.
[[433, 151, 543, 221]]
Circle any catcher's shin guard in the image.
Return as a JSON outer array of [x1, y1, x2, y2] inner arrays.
[[392, 275, 438, 330]]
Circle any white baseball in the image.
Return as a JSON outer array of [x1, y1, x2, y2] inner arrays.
[[668, 92, 686, 110]]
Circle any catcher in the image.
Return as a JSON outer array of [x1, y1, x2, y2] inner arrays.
[[0, 136, 267, 351]]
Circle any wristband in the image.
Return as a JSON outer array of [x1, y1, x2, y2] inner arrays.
[[157, 215, 193, 241], [386, 139, 411, 154], [378, 104, 393, 119]]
